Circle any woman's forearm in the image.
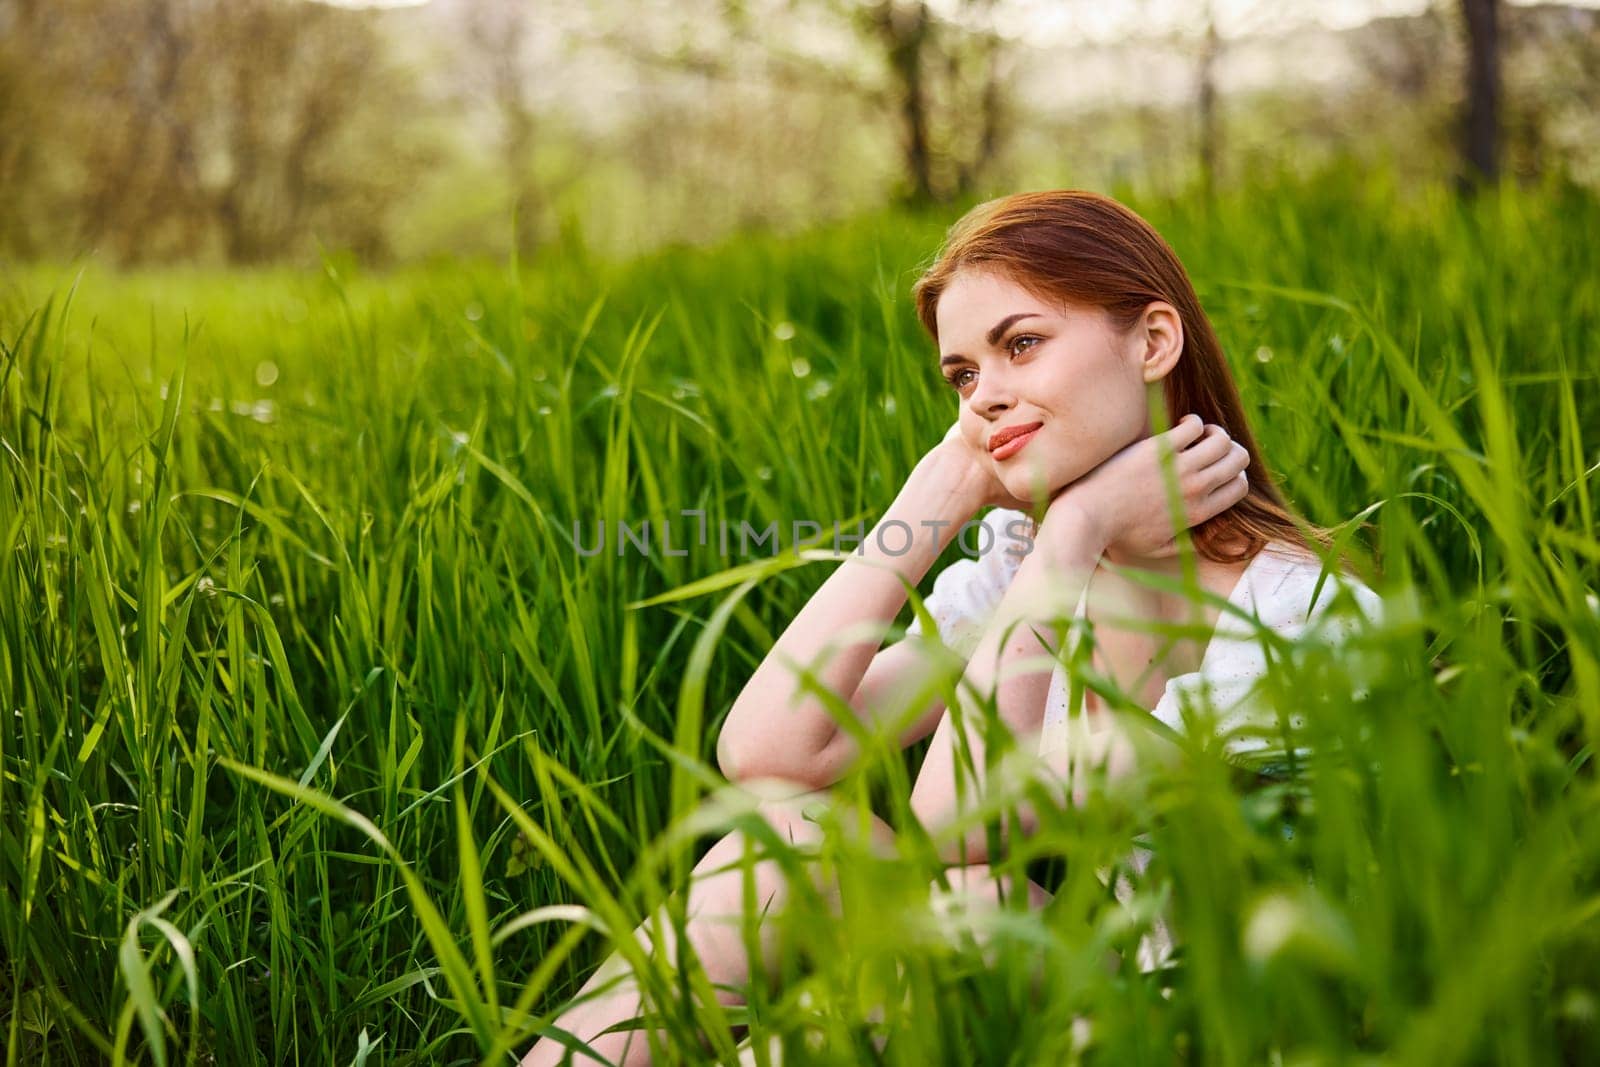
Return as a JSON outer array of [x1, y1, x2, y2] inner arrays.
[[909, 508, 1106, 863], [717, 456, 984, 782]]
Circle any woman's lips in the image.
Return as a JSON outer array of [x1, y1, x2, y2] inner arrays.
[[989, 425, 1041, 461]]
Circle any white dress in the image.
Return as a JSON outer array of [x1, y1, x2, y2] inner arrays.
[[904, 506, 1386, 971]]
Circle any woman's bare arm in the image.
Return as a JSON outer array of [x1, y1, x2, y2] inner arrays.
[[907, 510, 1103, 864], [716, 447, 989, 786], [798, 637, 968, 788]]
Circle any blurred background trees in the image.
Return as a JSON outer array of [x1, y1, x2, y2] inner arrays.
[[0, 0, 436, 263], [1, 0, 1597, 266]]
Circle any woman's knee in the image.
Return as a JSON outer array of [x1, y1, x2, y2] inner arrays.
[[682, 787, 898, 951], [678, 790, 838, 938], [697, 785, 894, 876], [929, 863, 1053, 911], [689, 790, 828, 890], [666, 792, 838, 989], [931, 862, 994, 896]]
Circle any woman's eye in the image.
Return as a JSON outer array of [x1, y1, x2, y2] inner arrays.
[[945, 368, 976, 391], [1007, 334, 1041, 358]]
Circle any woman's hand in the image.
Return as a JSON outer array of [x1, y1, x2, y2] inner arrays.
[[925, 419, 1037, 514], [1041, 413, 1251, 559]]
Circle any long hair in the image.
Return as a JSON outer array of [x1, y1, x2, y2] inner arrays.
[[912, 189, 1344, 568]]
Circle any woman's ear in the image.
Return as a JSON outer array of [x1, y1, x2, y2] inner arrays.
[[1135, 302, 1184, 383]]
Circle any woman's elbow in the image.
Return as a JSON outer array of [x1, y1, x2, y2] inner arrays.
[[715, 722, 766, 782], [716, 728, 836, 790]]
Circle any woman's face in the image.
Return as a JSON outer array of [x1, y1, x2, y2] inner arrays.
[[934, 266, 1180, 505]]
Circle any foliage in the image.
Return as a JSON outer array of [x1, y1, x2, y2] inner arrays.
[[1, 162, 1598, 1063]]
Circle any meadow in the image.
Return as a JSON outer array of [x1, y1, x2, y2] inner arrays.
[[3, 162, 1599, 1064]]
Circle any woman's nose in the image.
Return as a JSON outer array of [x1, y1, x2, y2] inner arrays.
[[968, 370, 1015, 415]]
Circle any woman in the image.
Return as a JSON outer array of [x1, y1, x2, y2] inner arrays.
[[522, 190, 1382, 1065]]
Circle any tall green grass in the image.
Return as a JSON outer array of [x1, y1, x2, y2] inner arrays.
[[2, 162, 1598, 1064]]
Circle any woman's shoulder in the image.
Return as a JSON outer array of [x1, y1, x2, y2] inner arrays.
[[1154, 539, 1385, 752], [1247, 540, 1384, 635], [902, 506, 1035, 655]]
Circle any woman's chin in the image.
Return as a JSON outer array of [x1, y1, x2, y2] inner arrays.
[[1001, 474, 1062, 508], [997, 487, 1043, 514]]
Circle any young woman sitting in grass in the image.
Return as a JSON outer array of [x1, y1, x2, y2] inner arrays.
[[522, 190, 1383, 1065]]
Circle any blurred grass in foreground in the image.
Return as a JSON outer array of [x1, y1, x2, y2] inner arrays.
[[3, 161, 1600, 1064]]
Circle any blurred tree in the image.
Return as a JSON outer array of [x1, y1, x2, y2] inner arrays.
[[0, 0, 436, 264], [0, 0, 51, 258], [6, 0, 1599, 265], [458, 0, 584, 258], [1351, 7, 1449, 104], [1460, 0, 1502, 187], [848, 0, 1015, 204], [1196, 0, 1221, 198], [861, 0, 936, 202], [1498, 3, 1600, 184], [1178, 0, 1294, 200], [588, 0, 1018, 207]]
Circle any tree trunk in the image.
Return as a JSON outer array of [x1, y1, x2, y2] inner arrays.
[[870, 1, 936, 205], [469, 1, 542, 257], [953, 28, 1007, 201], [1460, 0, 1501, 187], [505, 101, 539, 256], [1197, 14, 1221, 198]]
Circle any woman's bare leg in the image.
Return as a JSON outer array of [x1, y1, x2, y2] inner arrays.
[[519, 786, 898, 1067], [926, 862, 1055, 986], [932, 862, 1055, 911]]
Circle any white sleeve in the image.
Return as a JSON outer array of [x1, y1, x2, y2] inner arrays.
[[903, 507, 1034, 660], [1151, 564, 1385, 762]]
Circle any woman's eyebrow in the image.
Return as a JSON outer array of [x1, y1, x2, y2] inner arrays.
[[939, 312, 1041, 365]]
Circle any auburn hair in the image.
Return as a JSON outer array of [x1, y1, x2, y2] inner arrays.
[[912, 189, 1346, 569]]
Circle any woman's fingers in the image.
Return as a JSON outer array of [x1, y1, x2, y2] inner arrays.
[[1207, 440, 1251, 486], [1163, 413, 1207, 453], [1178, 424, 1249, 485], [1199, 468, 1250, 517], [1177, 423, 1234, 471], [1178, 427, 1250, 523]]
